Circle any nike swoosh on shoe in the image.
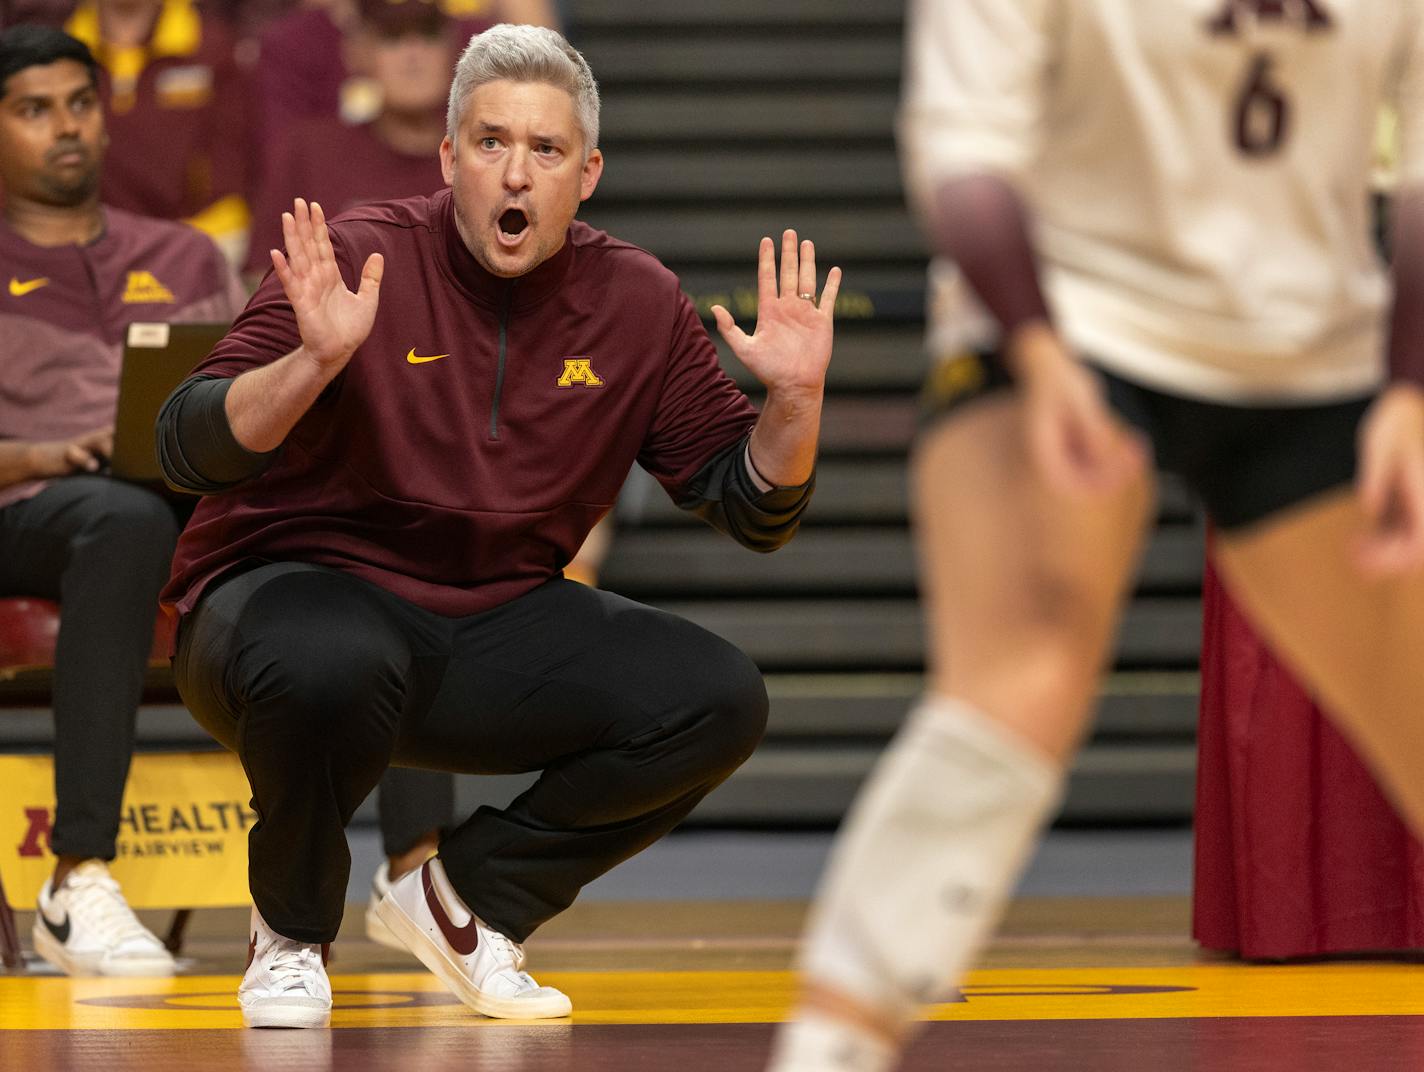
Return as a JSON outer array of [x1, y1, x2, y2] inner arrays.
[[422, 859, 481, 956], [41, 909, 71, 944]]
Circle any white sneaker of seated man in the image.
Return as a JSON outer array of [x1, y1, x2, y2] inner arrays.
[[239, 907, 333, 1029], [32, 859, 176, 976], [374, 857, 572, 1019]]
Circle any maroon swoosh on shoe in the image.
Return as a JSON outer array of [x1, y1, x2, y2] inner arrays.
[[422, 859, 480, 956]]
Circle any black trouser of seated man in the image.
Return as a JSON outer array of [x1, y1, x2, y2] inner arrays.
[[0, 475, 181, 860]]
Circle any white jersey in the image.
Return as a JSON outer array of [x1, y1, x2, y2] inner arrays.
[[901, 0, 1424, 403]]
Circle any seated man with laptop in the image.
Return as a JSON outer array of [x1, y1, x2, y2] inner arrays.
[[0, 26, 243, 975]]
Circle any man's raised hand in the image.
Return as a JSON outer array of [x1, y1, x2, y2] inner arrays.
[[711, 230, 841, 398], [270, 198, 384, 374]]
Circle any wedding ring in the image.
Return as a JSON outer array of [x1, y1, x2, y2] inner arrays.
[[797, 293, 816, 301]]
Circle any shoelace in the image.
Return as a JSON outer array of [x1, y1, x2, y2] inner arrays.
[[482, 927, 540, 989], [484, 926, 525, 968], [63, 874, 157, 946], [264, 942, 325, 996]]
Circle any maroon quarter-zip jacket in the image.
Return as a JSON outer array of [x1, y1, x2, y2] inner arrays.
[[161, 189, 772, 618]]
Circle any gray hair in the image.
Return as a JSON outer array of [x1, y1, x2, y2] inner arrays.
[[447, 24, 600, 156]]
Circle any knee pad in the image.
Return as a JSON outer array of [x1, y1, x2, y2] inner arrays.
[[798, 695, 1065, 1020]]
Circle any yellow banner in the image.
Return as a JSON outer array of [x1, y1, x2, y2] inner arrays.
[[0, 752, 253, 910]]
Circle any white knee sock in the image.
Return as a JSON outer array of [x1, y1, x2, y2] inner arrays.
[[796, 695, 1065, 1024], [767, 1011, 899, 1072]]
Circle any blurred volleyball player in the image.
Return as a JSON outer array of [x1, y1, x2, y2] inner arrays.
[[770, 2, 1424, 1068]]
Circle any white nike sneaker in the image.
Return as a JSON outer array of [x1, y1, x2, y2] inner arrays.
[[374, 857, 571, 1019], [364, 861, 408, 951], [238, 907, 333, 1029], [32, 860, 176, 977]]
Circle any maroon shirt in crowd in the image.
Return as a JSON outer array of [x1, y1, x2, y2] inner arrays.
[[244, 117, 446, 276], [163, 189, 760, 617], [251, 5, 490, 173], [66, 0, 253, 236]]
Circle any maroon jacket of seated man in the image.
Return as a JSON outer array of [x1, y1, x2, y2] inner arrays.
[[0, 206, 244, 512]]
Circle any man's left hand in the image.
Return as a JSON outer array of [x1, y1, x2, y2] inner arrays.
[[711, 230, 841, 398]]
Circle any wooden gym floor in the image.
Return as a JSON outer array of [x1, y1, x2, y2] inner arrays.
[[3, 895, 1423, 1070]]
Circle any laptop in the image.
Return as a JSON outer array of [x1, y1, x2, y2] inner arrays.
[[108, 321, 229, 484]]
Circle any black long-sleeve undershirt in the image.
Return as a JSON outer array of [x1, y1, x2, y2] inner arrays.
[[157, 373, 813, 552]]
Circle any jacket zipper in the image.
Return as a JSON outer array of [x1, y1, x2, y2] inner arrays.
[[490, 285, 513, 440]]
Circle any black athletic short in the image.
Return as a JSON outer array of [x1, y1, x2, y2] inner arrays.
[[919, 349, 1374, 531]]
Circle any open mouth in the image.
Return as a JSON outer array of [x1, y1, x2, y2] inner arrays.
[[498, 208, 529, 240]]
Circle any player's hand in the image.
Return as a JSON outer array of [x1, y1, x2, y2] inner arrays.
[[1011, 323, 1147, 497], [711, 230, 841, 401], [29, 426, 114, 477], [269, 198, 384, 374], [1355, 382, 1424, 576]]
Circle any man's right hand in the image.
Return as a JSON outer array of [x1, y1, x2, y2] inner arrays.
[[269, 198, 384, 375], [29, 426, 114, 478]]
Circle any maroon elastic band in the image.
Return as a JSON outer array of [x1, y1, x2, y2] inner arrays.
[[1387, 192, 1424, 388], [928, 174, 1052, 341]]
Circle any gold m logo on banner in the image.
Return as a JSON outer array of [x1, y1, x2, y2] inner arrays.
[[1, 752, 253, 910]]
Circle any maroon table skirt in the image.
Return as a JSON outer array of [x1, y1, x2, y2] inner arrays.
[[1193, 553, 1424, 959]]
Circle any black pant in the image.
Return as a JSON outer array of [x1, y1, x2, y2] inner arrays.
[[0, 476, 180, 860], [376, 767, 453, 859], [174, 562, 768, 944]]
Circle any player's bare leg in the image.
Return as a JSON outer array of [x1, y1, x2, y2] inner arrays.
[[1215, 491, 1424, 832], [768, 395, 1156, 1071]]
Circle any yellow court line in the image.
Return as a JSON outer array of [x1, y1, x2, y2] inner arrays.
[[2, 964, 1423, 1031]]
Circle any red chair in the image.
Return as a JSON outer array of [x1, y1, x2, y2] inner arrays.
[[0, 597, 177, 971]]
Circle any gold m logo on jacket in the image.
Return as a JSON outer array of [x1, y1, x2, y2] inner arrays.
[[122, 270, 176, 304], [557, 357, 604, 388]]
